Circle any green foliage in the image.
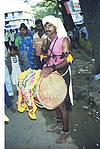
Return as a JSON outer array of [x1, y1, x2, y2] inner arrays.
[[31, 0, 61, 20], [79, 37, 92, 49]]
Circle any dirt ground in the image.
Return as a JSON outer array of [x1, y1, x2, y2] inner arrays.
[[5, 48, 100, 149]]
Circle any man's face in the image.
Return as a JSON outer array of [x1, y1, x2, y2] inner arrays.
[[36, 23, 43, 32], [44, 22, 56, 37]]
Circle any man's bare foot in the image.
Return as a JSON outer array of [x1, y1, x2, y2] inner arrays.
[[10, 106, 17, 113], [47, 123, 62, 132], [56, 131, 70, 144]]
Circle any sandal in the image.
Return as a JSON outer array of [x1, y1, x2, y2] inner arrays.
[[56, 131, 70, 144], [56, 118, 62, 123]]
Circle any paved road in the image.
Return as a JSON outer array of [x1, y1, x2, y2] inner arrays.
[[5, 105, 78, 149]]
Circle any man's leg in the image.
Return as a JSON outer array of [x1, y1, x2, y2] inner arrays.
[[47, 108, 62, 132], [59, 101, 69, 132], [5, 85, 13, 109], [5, 85, 16, 113], [55, 108, 62, 122], [56, 101, 69, 144]]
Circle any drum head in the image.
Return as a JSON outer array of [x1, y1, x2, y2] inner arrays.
[[36, 71, 67, 110]]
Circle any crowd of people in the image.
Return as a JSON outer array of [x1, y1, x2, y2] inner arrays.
[[5, 16, 74, 144]]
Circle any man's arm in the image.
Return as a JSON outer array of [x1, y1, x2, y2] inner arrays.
[[51, 37, 71, 70], [62, 37, 71, 54]]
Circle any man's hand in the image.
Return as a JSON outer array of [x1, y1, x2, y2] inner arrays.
[[40, 66, 53, 78]]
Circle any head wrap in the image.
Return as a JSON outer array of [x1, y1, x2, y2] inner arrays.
[[42, 15, 68, 38]]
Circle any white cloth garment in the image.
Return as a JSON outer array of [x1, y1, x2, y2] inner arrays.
[[5, 64, 14, 96], [61, 66, 73, 105], [68, 66, 73, 105], [11, 55, 21, 89]]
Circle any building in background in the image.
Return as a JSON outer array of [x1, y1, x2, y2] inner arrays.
[[4, 2, 35, 31]]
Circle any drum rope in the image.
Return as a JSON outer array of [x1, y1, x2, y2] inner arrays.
[[61, 67, 69, 77]]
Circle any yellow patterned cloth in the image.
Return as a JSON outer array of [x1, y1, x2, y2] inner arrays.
[[17, 68, 41, 120]]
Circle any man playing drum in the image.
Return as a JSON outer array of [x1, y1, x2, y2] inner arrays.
[[40, 15, 74, 144]]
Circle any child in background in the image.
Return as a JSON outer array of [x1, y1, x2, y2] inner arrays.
[[5, 64, 16, 113], [5, 46, 16, 113], [10, 45, 21, 91]]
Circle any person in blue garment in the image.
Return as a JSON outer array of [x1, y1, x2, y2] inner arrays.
[[18, 24, 36, 71]]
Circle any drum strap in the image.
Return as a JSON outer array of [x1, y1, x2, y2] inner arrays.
[[46, 36, 58, 66], [46, 37, 67, 66], [61, 67, 69, 77]]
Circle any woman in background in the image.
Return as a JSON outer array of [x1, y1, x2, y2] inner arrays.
[[18, 24, 36, 71]]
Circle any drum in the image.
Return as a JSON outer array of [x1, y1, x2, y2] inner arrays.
[[36, 71, 67, 110]]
